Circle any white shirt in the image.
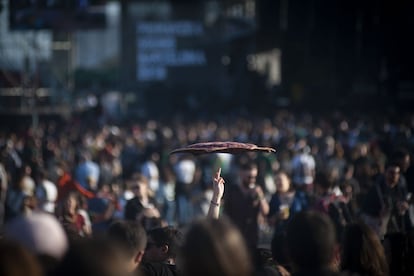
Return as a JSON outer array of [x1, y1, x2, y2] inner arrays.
[[174, 159, 196, 184], [141, 160, 160, 192], [291, 153, 316, 185], [37, 179, 58, 213]]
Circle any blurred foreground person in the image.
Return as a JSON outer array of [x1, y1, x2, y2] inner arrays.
[[107, 220, 147, 273], [382, 232, 414, 276], [4, 212, 69, 274], [0, 240, 43, 276], [341, 221, 389, 276], [286, 211, 341, 276], [179, 217, 253, 276], [52, 238, 130, 276]]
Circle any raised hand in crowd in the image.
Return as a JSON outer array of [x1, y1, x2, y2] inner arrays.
[[207, 168, 225, 219]]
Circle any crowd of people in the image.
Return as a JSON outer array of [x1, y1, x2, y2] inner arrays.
[[0, 109, 414, 276]]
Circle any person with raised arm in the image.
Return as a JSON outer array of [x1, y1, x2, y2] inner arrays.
[[224, 161, 270, 250]]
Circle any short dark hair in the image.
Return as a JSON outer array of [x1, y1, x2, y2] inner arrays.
[[130, 173, 148, 186], [385, 161, 400, 170], [240, 161, 258, 171], [314, 171, 333, 191], [108, 220, 147, 257], [147, 226, 183, 259], [287, 211, 336, 270], [391, 148, 409, 162]]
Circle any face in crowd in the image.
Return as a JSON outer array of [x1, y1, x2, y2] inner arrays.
[[275, 172, 290, 193], [385, 165, 400, 188], [241, 166, 258, 189], [132, 177, 150, 199]]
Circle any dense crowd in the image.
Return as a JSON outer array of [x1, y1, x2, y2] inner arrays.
[[0, 109, 413, 276]]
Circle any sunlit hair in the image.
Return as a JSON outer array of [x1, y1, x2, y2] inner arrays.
[[341, 221, 389, 276], [130, 173, 149, 186], [180, 216, 253, 276]]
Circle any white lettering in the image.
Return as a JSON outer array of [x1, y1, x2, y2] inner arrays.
[[136, 20, 207, 81], [137, 21, 204, 36]]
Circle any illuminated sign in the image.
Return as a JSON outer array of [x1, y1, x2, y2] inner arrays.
[[136, 20, 207, 81]]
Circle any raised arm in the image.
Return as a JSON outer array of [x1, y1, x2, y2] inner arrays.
[[207, 168, 225, 219]]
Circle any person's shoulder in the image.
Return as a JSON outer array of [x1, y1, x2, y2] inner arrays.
[[338, 271, 363, 276], [292, 269, 348, 276], [255, 265, 282, 276], [139, 262, 179, 276]]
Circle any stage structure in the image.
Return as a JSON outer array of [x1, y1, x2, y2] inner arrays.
[[120, 0, 281, 116]]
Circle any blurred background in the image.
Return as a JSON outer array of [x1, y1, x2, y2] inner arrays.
[[0, 0, 413, 123]]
